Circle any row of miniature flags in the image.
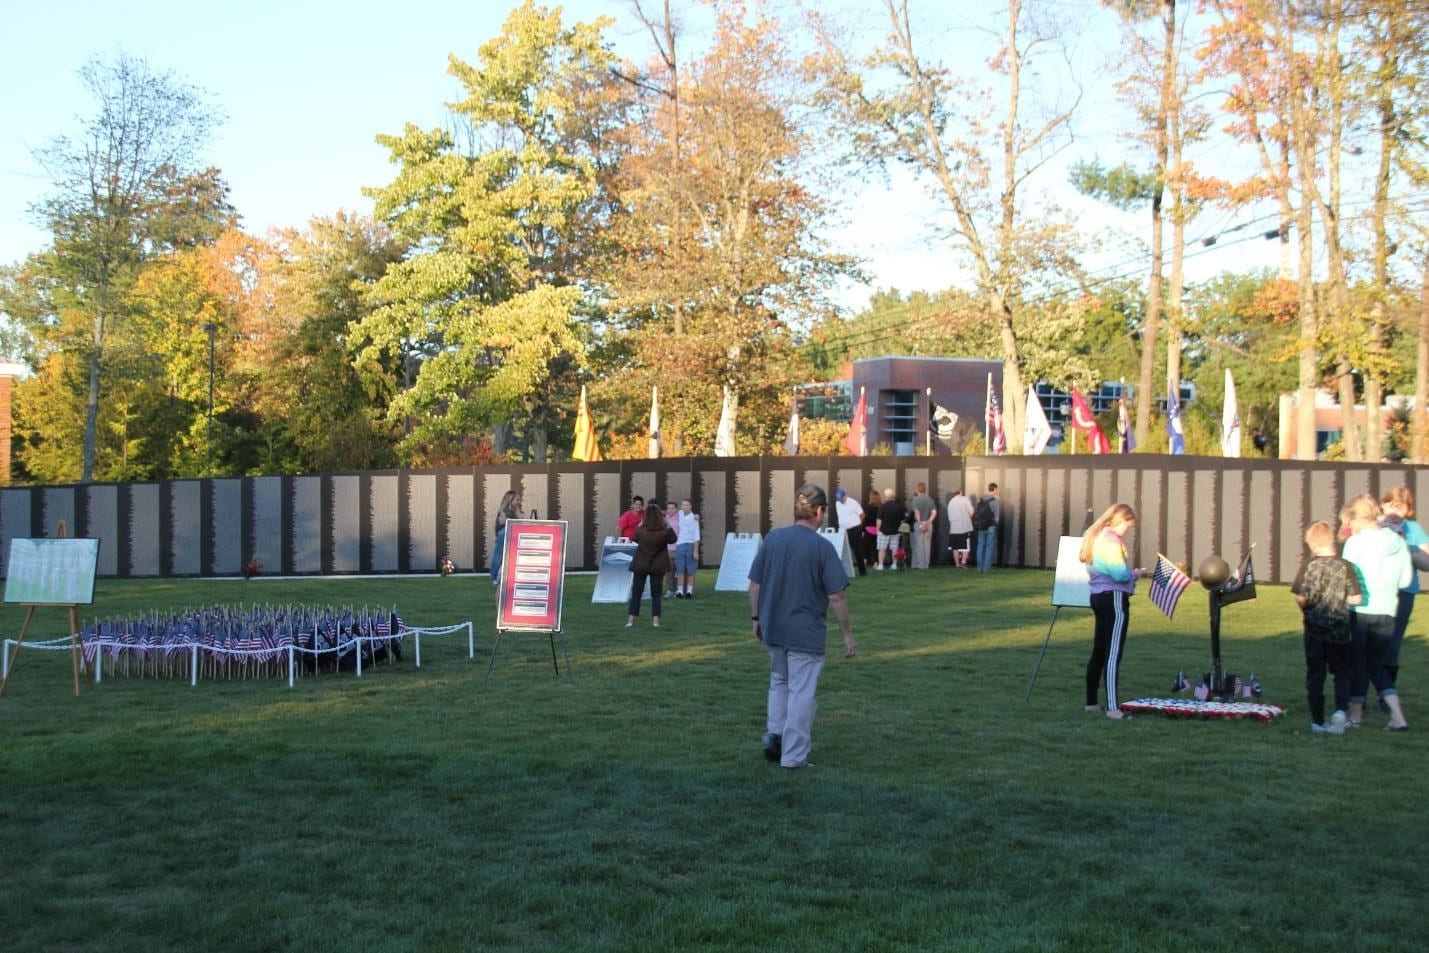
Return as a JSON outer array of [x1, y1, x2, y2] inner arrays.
[[571, 367, 1243, 460], [1147, 550, 1256, 619]]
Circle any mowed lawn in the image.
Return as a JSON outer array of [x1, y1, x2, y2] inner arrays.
[[1, 568, 1424, 952]]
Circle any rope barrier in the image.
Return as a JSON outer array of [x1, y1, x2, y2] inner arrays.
[[2, 622, 475, 688]]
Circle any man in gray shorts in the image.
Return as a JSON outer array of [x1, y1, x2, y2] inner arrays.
[[748, 483, 859, 769]]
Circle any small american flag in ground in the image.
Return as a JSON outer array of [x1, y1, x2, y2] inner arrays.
[[1149, 555, 1192, 619]]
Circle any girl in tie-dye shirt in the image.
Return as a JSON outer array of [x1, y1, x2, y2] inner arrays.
[[1079, 503, 1143, 719]]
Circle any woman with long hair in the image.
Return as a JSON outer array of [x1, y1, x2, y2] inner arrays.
[[1342, 494, 1411, 730], [627, 499, 677, 628], [1379, 486, 1429, 693], [490, 489, 522, 585], [1079, 503, 1143, 720]]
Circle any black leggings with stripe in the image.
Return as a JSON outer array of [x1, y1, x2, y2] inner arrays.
[[1087, 590, 1130, 710]]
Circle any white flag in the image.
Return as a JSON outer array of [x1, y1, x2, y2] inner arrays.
[[648, 386, 661, 459], [783, 405, 799, 456], [714, 386, 736, 457], [1222, 369, 1241, 458], [1023, 385, 1052, 455]]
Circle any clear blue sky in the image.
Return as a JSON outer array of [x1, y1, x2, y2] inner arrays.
[[0, 0, 1279, 310]]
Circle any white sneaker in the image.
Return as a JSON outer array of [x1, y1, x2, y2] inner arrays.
[[1330, 710, 1349, 730], [1312, 721, 1345, 735]]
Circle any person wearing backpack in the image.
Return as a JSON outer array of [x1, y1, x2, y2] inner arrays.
[[974, 483, 1000, 572]]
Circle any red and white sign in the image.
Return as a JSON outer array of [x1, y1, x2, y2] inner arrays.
[[496, 520, 568, 632]]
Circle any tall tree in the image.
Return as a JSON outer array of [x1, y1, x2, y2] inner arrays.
[[29, 53, 223, 480], [602, 0, 847, 454], [250, 214, 406, 473], [810, 0, 1084, 447], [355, 1, 617, 463]]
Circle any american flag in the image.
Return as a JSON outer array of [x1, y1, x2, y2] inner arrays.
[[1148, 554, 1192, 619], [985, 375, 1007, 454]]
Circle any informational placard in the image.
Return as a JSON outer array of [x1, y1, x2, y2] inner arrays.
[[496, 520, 568, 631], [819, 527, 855, 577], [1051, 536, 1091, 608], [714, 532, 762, 592], [591, 537, 638, 604], [4, 538, 101, 605]]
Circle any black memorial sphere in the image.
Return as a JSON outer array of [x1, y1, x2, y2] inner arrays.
[[1197, 555, 1231, 590]]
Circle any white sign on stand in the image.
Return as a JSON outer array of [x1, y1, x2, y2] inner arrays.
[[1051, 536, 1092, 608], [819, 528, 855, 577], [714, 533, 762, 592], [591, 537, 638, 603]]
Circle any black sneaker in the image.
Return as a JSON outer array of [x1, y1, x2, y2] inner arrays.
[[761, 732, 782, 762]]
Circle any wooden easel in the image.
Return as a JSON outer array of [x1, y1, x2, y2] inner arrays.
[[0, 521, 85, 699]]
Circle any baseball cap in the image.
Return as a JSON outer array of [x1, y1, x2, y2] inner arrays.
[[796, 483, 828, 508], [834, 488, 846, 501]]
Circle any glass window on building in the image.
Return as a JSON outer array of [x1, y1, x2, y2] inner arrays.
[[883, 389, 917, 454]]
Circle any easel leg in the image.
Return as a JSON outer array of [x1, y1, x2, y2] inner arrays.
[[0, 606, 38, 700], [1025, 607, 1062, 702], [483, 632, 503, 684], [549, 633, 559, 675], [69, 606, 82, 696]]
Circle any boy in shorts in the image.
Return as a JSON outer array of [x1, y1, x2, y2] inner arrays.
[[1290, 521, 1362, 734]]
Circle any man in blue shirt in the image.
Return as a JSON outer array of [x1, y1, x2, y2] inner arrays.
[[748, 484, 858, 769]]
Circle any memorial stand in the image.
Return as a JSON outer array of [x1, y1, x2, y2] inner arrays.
[[0, 522, 98, 700]]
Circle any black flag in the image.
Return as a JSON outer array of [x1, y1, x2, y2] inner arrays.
[[1219, 550, 1257, 606]]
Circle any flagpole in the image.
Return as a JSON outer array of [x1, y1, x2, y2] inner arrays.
[[984, 374, 991, 453], [925, 387, 932, 455]]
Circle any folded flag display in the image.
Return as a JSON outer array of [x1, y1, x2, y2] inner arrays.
[[1148, 555, 1192, 619]]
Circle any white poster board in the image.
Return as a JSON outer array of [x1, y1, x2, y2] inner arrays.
[[819, 527, 856, 577], [714, 533, 762, 592], [1051, 536, 1091, 608], [4, 538, 101, 605], [591, 537, 637, 604]]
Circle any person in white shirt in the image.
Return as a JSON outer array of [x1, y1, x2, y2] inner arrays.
[[675, 498, 702, 598], [946, 488, 975, 568], [834, 488, 866, 576]]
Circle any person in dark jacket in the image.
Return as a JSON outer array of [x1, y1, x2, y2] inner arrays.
[[627, 500, 677, 628]]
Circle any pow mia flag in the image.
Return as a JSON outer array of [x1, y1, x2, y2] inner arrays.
[[929, 400, 978, 452]]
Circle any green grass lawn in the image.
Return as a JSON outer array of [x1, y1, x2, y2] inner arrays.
[[1, 568, 1424, 952]]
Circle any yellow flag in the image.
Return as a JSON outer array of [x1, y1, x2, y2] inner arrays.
[[573, 385, 602, 462]]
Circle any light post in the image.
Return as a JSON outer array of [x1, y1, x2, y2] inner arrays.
[[203, 321, 216, 475]]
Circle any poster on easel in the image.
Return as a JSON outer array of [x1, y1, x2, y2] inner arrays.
[[496, 520, 568, 631], [714, 533, 762, 592], [1051, 536, 1091, 608], [1026, 536, 1091, 702], [4, 538, 101, 605], [489, 519, 573, 683], [1, 536, 98, 699]]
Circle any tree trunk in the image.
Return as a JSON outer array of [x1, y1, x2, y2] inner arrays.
[[1135, 0, 1175, 451], [1295, 192, 1318, 461], [82, 313, 104, 482], [1322, 6, 1359, 460], [1165, 0, 1186, 429], [998, 0, 1026, 445], [1417, 256, 1429, 464]]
